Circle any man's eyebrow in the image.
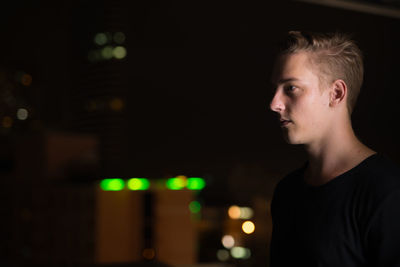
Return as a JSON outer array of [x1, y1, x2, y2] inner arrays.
[[277, 78, 299, 84]]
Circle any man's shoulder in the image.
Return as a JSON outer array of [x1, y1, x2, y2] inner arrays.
[[353, 153, 400, 198]]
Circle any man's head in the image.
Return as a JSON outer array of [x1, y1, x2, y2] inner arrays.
[[276, 31, 364, 115], [270, 31, 364, 145]]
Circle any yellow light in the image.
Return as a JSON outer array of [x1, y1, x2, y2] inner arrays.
[[113, 46, 127, 59], [2, 116, 13, 128], [221, 235, 235, 249], [228, 205, 241, 219], [17, 108, 29, 120], [242, 221, 255, 234], [109, 97, 124, 111]]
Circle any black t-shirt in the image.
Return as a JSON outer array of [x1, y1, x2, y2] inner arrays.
[[270, 153, 400, 267]]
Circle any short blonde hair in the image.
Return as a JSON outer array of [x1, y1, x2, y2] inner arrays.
[[278, 31, 364, 114]]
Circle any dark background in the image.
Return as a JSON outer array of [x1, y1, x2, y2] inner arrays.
[[1, 0, 399, 265]]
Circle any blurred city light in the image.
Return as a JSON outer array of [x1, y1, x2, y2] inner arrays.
[[101, 46, 114, 60], [100, 179, 125, 191], [189, 201, 201, 213], [166, 177, 186, 190], [239, 207, 254, 219], [2, 116, 13, 128], [228, 205, 241, 219], [17, 108, 28, 120], [113, 32, 126, 44], [21, 74, 32, 86], [109, 97, 124, 111], [217, 249, 230, 261], [142, 248, 155, 260], [228, 205, 254, 219], [113, 46, 127, 59], [187, 177, 206, 190], [231, 247, 251, 259], [242, 221, 255, 234], [94, 33, 108, 46], [127, 178, 150, 191], [221, 235, 235, 249]]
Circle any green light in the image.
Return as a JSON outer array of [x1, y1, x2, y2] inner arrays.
[[113, 32, 126, 44], [189, 201, 201, 213], [94, 33, 108, 46], [187, 177, 206, 190], [101, 46, 114, 59], [127, 178, 150, 190], [166, 177, 186, 190], [113, 46, 127, 59], [100, 179, 125, 191]]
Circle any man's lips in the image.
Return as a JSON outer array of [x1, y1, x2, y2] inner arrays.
[[279, 119, 292, 127]]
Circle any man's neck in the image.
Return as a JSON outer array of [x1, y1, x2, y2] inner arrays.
[[303, 122, 375, 186]]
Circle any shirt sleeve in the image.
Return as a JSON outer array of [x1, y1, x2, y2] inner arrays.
[[366, 189, 400, 266]]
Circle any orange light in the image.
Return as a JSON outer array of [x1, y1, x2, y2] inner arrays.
[[109, 97, 124, 111], [228, 205, 241, 219], [142, 248, 155, 260], [21, 74, 32, 86], [2, 116, 13, 128]]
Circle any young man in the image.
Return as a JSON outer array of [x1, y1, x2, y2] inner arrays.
[[269, 31, 400, 266]]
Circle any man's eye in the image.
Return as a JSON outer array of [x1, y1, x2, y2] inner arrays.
[[285, 85, 297, 92]]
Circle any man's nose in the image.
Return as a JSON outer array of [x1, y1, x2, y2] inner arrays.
[[270, 91, 285, 113]]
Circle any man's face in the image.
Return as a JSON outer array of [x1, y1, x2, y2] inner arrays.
[[270, 52, 332, 145]]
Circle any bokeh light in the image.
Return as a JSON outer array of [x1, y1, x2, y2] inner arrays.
[[113, 46, 127, 59], [242, 221, 255, 234], [217, 249, 230, 261], [187, 177, 206, 190], [166, 177, 186, 190], [2, 116, 13, 128], [17, 108, 29, 120], [221, 235, 235, 249], [142, 248, 155, 260], [228, 205, 241, 219], [231, 247, 251, 259], [127, 178, 150, 190], [113, 32, 126, 44], [100, 179, 125, 191], [94, 33, 108, 46], [109, 97, 124, 111], [189, 201, 201, 213], [21, 74, 32, 86], [101, 46, 114, 59], [239, 207, 254, 219]]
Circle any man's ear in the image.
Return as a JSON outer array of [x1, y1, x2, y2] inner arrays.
[[329, 79, 347, 107]]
